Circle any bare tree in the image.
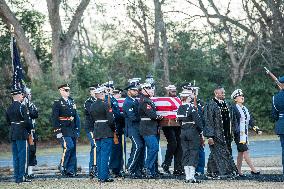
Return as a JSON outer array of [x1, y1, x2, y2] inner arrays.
[[127, 0, 153, 62], [46, 0, 90, 82], [154, 0, 170, 86], [0, 0, 43, 81], [195, 0, 259, 85]]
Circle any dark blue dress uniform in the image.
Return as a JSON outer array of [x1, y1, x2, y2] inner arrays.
[[84, 96, 97, 175], [6, 90, 32, 183], [138, 94, 161, 177], [272, 76, 284, 174], [89, 98, 115, 182], [52, 97, 79, 175], [123, 95, 144, 176], [193, 99, 206, 175], [106, 95, 124, 176], [25, 98, 39, 174]]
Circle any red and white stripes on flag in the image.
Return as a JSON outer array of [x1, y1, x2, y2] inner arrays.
[[117, 97, 181, 119]]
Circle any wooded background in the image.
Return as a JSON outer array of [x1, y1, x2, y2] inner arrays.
[[0, 0, 283, 142]]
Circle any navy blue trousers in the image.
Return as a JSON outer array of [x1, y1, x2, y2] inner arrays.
[[280, 134, 284, 174], [60, 136, 77, 174], [144, 135, 159, 174], [127, 133, 144, 174], [109, 134, 124, 174], [12, 140, 28, 183], [196, 146, 205, 174], [86, 132, 96, 173], [96, 137, 113, 180]]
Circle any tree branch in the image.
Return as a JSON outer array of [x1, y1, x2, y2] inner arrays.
[[65, 0, 90, 44]]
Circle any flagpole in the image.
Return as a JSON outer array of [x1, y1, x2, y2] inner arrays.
[[10, 25, 14, 73]]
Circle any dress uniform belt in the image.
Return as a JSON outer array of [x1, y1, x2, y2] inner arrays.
[[141, 118, 151, 121], [11, 121, 24, 124], [95, 120, 108, 123], [181, 121, 195, 126], [59, 116, 74, 121], [279, 114, 284, 118]]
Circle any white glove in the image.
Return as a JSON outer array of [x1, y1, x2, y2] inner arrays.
[[56, 133, 63, 139]]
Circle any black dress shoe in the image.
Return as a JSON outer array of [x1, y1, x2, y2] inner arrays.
[[23, 177, 32, 182], [161, 163, 171, 174], [185, 179, 200, 183], [27, 174, 35, 179], [238, 174, 246, 177], [66, 172, 75, 177], [173, 170, 184, 176], [251, 171, 260, 175], [100, 178, 114, 182]]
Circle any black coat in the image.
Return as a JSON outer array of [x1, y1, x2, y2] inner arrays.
[[84, 96, 96, 132], [51, 97, 79, 137], [6, 101, 32, 141], [89, 98, 115, 139], [177, 104, 203, 149], [138, 95, 160, 136]]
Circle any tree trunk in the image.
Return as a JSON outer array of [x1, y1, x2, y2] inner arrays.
[[46, 0, 90, 83], [160, 16, 170, 87], [0, 0, 42, 81], [153, 0, 162, 73]]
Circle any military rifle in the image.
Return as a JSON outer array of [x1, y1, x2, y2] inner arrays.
[[264, 67, 283, 90], [106, 81, 119, 145]]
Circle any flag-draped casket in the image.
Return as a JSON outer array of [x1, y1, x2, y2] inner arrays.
[[117, 97, 181, 127]]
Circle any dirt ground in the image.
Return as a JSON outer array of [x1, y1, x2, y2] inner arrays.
[[0, 176, 284, 189]]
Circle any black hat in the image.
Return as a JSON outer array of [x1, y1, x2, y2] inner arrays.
[[11, 88, 23, 95], [181, 82, 194, 90], [113, 88, 123, 94], [124, 84, 138, 91], [104, 81, 114, 88], [89, 84, 101, 91], [58, 83, 70, 89]]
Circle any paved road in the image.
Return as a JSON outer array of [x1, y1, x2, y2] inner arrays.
[[0, 139, 281, 171]]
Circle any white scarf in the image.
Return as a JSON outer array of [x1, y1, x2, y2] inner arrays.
[[236, 104, 250, 144]]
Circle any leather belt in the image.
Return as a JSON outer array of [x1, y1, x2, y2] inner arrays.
[[95, 120, 108, 123], [11, 121, 24, 124], [141, 118, 151, 121], [182, 121, 195, 125], [59, 116, 74, 121]]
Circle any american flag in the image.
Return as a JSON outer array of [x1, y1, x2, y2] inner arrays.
[[117, 97, 182, 119], [11, 36, 25, 90]]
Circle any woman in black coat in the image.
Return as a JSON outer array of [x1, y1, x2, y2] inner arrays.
[[230, 89, 262, 177]]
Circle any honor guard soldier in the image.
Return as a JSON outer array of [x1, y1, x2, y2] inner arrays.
[[181, 82, 205, 175], [6, 88, 32, 183], [138, 83, 163, 178], [23, 88, 39, 179], [272, 76, 284, 174], [177, 90, 203, 183], [104, 82, 125, 177], [89, 85, 115, 182], [52, 84, 79, 177], [161, 85, 183, 175], [123, 82, 144, 178], [84, 85, 98, 178]]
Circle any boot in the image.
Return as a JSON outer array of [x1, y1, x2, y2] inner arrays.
[[27, 166, 35, 178], [188, 166, 200, 183], [161, 163, 171, 174], [184, 166, 190, 182]]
